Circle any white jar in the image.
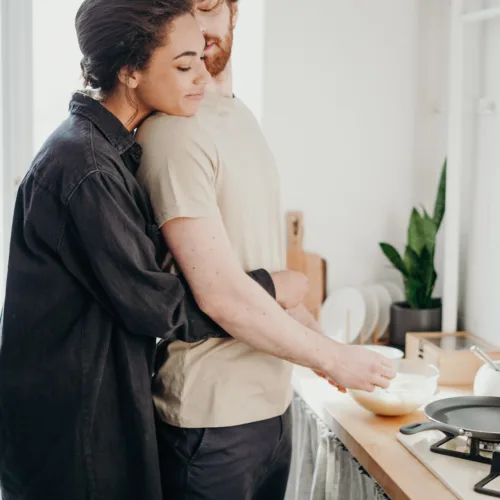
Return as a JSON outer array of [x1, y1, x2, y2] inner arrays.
[[473, 361, 500, 397]]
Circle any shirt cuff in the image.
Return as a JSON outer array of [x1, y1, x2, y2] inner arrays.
[[247, 269, 276, 299]]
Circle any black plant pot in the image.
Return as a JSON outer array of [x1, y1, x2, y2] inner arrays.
[[389, 300, 442, 351]]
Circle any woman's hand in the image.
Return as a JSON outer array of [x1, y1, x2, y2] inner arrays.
[[271, 270, 308, 309]]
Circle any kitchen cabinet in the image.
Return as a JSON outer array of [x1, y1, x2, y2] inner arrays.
[[285, 394, 389, 500]]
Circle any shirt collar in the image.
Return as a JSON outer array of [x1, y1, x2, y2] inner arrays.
[[69, 92, 140, 158]]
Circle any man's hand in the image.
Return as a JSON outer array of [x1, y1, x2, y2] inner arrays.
[[287, 304, 346, 392], [286, 304, 395, 393], [324, 344, 396, 392], [271, 270, 308, 309]]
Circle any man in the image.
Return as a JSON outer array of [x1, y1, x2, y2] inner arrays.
[[136, 1, 394, 499]]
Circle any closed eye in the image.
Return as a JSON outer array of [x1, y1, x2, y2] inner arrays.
[[197, 0, 223, 13]]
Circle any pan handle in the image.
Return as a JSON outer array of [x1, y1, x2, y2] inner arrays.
[[399, 422, 465, 438]]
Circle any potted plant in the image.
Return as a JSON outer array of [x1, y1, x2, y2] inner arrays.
[[379, 159, 447, 349]]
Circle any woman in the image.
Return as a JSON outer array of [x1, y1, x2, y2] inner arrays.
[[0, 2, 298, 500]]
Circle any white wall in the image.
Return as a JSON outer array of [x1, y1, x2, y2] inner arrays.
[[462, 12, 500, 348], [232, 0, 265, 123], [260, 0, 500, 347], [0, 3, 4, 302], [261, 0, 422, 291], [2, 0, 34, 306], [412, 0, 451, 301], [419, 1, 500, 348], [33, 0, 82, 152]]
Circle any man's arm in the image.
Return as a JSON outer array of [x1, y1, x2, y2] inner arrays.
[[172, 269, 280, 343], [64, 171, 277, 343], [136, 116, 394, 391], [161, 216, 395, 391], [286, 304, 347, 392]]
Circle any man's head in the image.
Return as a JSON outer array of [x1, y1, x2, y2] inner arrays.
[[194, 0, 238, 77]]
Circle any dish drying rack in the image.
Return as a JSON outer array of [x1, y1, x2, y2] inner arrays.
[[342, 310, 389, 346]]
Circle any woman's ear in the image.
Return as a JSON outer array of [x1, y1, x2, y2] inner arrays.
[[118, 67, 140, 89]]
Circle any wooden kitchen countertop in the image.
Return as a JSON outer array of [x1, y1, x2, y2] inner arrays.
[[292, 366, 471, 500]]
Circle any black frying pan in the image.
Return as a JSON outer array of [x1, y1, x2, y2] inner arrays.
[[400, 396, 500, 442]]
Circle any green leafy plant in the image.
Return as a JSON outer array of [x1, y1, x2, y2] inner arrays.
[[379, 159, 447, 309]]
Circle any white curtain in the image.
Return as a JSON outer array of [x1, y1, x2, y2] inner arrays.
[[285, 394, 390, 500]]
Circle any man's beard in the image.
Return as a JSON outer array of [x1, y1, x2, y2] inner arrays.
[[204, 26, 234, 77]]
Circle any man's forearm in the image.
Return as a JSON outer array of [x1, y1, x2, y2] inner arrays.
[[169, 269, 276, 344], [205, 273, 337, 374], [159, 216, 343, 382], [286, 303, 322, 332]]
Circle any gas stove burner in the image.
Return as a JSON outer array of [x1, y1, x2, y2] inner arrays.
[[430, 434, 496, 465], [482, 442, 500, 453], [430, 436, 500, 497], [475, 452, 500, 498]]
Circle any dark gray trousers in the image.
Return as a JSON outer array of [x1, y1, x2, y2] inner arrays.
[[156, 407, 292, 500]]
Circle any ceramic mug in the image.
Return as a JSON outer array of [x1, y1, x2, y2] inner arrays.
[[473, 361, 500, 397]]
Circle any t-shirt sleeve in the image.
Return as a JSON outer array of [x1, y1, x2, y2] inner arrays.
[[136, 115, 220, 227]]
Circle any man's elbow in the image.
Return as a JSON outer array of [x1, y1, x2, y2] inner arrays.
[[195, 290, 241, 325], [189, 271, 251, 325], [196, 293, 227, 320]]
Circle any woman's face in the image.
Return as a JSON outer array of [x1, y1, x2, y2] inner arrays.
[[134, 13, 210, 117]]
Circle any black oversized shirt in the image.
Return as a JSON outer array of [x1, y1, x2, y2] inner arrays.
[[0, 93, 275, 500]]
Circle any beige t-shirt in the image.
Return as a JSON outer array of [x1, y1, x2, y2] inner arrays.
[[135, 91, 292, 428]]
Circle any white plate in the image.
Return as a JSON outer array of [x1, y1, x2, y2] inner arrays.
[[366, 284, 392, 339], [381, 280, 405, 303], [320, 287, 366, 343], [359, 286, 380, 341]]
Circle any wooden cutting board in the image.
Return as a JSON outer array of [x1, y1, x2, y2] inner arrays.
[[286, 212, 326, 319]]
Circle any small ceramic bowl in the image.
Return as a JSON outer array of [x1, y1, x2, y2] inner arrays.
[[474, 361, 500, 397], [362, 344, 404, 361]]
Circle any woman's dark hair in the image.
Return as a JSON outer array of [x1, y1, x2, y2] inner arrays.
[[76, 0, 193, 94]]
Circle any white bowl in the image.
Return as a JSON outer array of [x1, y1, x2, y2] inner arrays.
[[474, 361, 500, 397], [362, 344, 404, 361], [348, 359, 440, 417]]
